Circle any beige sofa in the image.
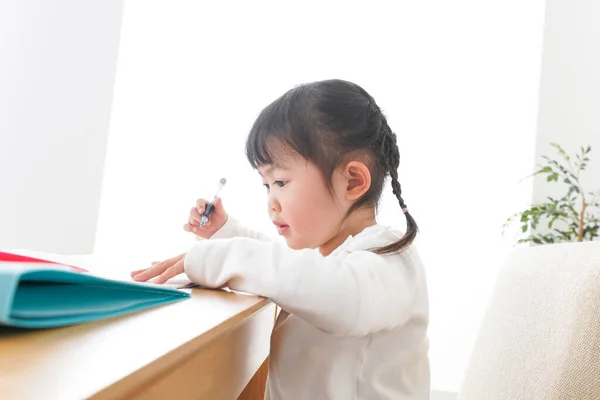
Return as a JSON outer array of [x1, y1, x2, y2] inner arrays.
[[458, 241, 600, 400]]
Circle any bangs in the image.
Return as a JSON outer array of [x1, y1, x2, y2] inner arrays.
[[245, 86, 318, 169]]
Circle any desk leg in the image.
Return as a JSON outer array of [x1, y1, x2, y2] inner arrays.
[[237, 357, 269, 400], [237, 305, 278, 400]]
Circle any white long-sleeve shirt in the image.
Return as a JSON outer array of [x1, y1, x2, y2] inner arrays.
[[185, 217, 430, 400]]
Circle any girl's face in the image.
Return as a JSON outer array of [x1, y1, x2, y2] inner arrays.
[[258, 150, 375, 255]]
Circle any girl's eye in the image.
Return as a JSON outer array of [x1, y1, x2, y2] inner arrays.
[[263, 181, 286, 191]]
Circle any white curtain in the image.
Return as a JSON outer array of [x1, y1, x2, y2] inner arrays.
[[96, 0, 546, 392]]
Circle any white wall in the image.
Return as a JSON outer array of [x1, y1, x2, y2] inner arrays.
[[533, 0, 600, 203], [96, 0, 546, 392], [0, 0, 124, 254], [451, 1, 598, 396]]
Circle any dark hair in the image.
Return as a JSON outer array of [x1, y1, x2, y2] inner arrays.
[[245, 79, 418, 254]]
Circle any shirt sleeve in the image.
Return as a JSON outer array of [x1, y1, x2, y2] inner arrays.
[[184, 237, 418, 336], [195, 216, 273, 242]]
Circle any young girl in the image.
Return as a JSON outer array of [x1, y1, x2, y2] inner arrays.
[[132, 79, 429, 399]]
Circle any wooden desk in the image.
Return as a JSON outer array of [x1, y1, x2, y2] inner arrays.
[[0, 288, 274, 400]]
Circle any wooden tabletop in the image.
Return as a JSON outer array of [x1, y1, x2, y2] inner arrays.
[[0, 288, 274, 400]]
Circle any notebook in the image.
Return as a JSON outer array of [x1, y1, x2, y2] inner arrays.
[[0, 252, 190, 329]]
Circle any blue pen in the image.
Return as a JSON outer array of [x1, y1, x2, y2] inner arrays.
[[200, 178, 227, 227]]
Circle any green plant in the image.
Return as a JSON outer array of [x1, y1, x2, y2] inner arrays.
[[505, 143, 600, 244]]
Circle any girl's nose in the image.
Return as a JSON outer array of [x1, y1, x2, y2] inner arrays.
[[268, 192, 281, 212]]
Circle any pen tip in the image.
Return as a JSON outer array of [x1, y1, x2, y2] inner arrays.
[[219, 178, 227, 186]]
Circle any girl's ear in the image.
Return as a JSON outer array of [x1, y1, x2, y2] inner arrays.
[[342, 161, 371, 201]]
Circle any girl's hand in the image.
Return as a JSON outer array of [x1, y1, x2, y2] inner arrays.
[[131, 253, 185, 284], [183, 197, 228, 239]]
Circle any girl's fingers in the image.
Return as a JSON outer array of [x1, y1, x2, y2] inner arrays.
[[130, 261, 161, 277], [133, 265, 164, 282], [213, 197, 223, 210], [191, 224, 211, 235], [196, 199, 208, 214], [190, 207, 202, 224], [130, 268, 147, 277], [213, 197, 227, 218], [153, 260, 185, 284], [133, 254, 182, 282], [192, 227, 204, 236]]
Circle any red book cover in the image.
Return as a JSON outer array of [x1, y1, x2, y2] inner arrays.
[[0, 252, 88, 273]]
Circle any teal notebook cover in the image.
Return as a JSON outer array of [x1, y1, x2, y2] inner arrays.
[[0, 264, 190, 328]]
